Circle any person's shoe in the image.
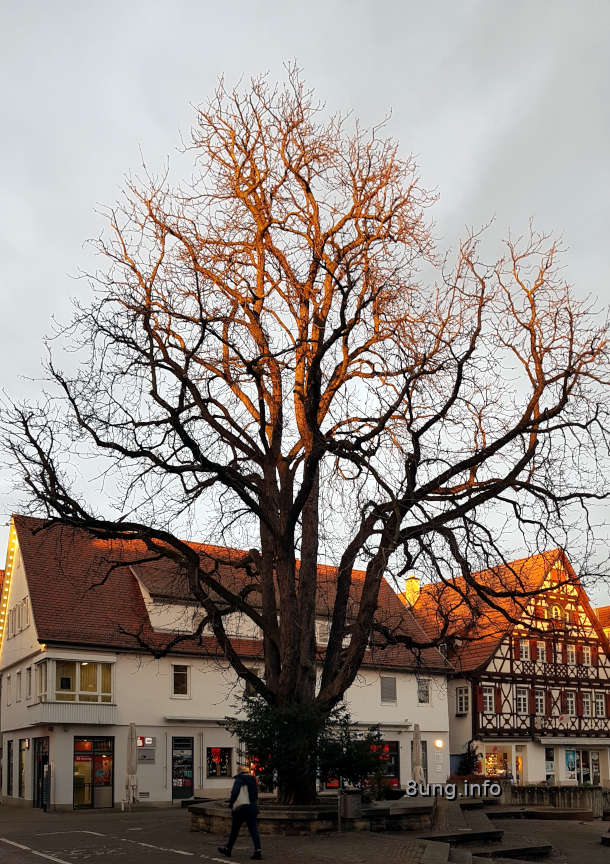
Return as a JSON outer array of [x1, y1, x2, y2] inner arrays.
[[217, 847, 231, 857], [251, 853, 263, 861]]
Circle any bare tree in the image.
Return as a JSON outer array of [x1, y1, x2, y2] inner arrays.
[[4, 67, 610, 803]]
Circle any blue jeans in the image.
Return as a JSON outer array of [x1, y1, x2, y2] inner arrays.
[[227, 804, 261, 852]]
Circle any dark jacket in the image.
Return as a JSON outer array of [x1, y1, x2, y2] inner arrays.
[[229, 772, 258, 808]]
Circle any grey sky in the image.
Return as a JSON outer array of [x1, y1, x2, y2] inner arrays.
[[1, 1, 609, 598]]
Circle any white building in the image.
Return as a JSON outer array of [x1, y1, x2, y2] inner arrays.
[[0, 515, 451, 809], [409, 550, 610, 787]]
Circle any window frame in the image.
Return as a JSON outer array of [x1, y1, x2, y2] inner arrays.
[[535, 688, 545, 715], [417, 678, 431, 704], [582, 691, 592, 717], [594, 692, 606, 718], [171, 663, 191, 699], [519, 638, 530, 661], [567, 644, 576, 665], [515, 686, 529, 715], [380, 675, 397, 704], [455, 686, 469, 715], [565, 690, 576, 716], [482, 685, 494, 714], [582, 645, 592, 666]]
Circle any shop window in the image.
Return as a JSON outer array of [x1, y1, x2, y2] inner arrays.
[[515, 687, 528, 715], [519, 639, 530, 661], [417, 678, 430, 704], [6, 740, 13, 796], [380, 676, 397, 703], [594, 692, 606, 718], [544, 747, 555, 783], [56, 660, 77, 701], [482, 686, 494, 714], [582, 691, 592, 717], [207, 747, 233, 778], [565, 691, 576, 716], [583, 645, 592, 666], [484, 750, 509, 778], [455, 686, 469, 715], [591, 750, 601, 785], [18, 739, 27, 798], [567, 644, 576, 665], [171, 664, 190, 697], [535, 688, 545, 715]]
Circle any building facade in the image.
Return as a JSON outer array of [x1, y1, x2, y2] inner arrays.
[[411, 551, 610, 787], [0, 516, 450, 810]]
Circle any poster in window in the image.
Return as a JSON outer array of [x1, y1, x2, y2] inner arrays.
[[207, 747, 232, 778]]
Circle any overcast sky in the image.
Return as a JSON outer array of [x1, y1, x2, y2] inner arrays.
[[1, 1, 609, 598]]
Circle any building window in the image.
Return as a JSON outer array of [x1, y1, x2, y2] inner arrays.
[[515, 687, 529, 715], [55, 661, 76, 701], [537, 643, 546, 662], [565, 691, 576, 716], [567, 644, 576, 665], [535, 688, 545, 715], [582, 691, 592, 717], [417, 678, 430, 704], [36, 662, 47, 702], [482, 686, 494, 714], [519, 639, 530, 661], [380, 676, 397, 703], [16, 671, 21, 702], [583, 645, 592, 666], [207, 747, 233, 778], [316, 620, 331, 645], [172, 664, 190, 698], [456, 686, 469, 715], [6, 674, 11, 706], [26, 667, 32, 699], [552, 605, 562, 620], [594, 692, 606, 718]]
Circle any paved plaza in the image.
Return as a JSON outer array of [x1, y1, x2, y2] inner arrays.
[[0, 806, 607, 864]]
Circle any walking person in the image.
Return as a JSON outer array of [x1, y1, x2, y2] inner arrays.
[[218, 765, 262, 860]]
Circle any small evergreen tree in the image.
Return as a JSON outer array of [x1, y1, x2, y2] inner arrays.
[[225, 697, 388, 801]]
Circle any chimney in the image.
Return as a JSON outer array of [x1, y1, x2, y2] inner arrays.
[[400, 574, 421, 607]]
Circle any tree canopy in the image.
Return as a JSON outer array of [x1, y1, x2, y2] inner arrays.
[[4, 67, 610, 801]]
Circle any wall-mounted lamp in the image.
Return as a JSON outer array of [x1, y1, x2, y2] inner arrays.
[[434, 739, 444, 749]]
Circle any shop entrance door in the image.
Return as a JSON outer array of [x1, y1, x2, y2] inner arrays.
[[172, 737, 194, 800], [33, 737, 49, 809], [73, 737, 114, 809]]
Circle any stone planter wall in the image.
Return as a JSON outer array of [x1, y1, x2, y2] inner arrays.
[[499, 782, 604, 818], [189, 801, 433, 835]]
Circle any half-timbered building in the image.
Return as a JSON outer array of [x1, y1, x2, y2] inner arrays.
[[408, 549, 610, 787]]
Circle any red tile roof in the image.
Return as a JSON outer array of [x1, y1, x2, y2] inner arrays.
[[596, 606, 610, 629], [412, 549, 580, 673], [12, 515, 448, 672]]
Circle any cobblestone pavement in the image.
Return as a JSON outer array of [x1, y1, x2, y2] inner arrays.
[[0, 806, 425, 864]]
